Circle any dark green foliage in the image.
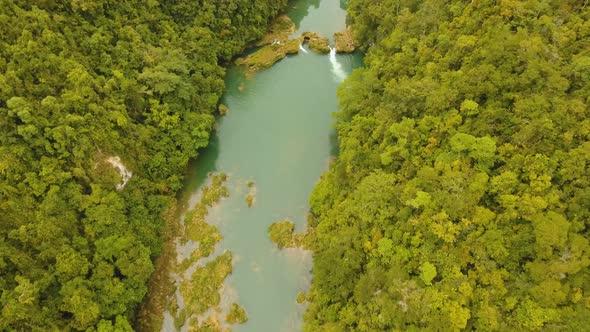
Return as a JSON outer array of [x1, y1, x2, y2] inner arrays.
[[305, 1, 590, 331], [0, 0, 285, 330]]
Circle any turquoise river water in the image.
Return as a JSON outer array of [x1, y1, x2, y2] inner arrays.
[[164, 1, 362, 331]]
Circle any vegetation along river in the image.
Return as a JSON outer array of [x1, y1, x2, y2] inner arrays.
[[161, 0, 363, 331]]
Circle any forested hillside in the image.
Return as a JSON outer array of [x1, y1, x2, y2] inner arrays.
[[305, 1, 590, 330], [0, 0, 285, 330]]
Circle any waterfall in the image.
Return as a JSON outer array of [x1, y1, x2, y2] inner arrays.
[[106, 156, 132, 190], [329, 47, 347, 82], [299, 44, 309, 54]]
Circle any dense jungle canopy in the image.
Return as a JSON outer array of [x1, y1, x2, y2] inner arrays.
[[304, 0, 590, 331], [2, 0, 590, 331], [0, 0, 286, 330]]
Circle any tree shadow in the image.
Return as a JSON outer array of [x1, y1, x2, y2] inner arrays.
[[287, 0, 321, 28], [177, 132, 220, 208]]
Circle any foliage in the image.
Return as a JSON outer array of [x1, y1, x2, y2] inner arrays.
[[256, 15, 297, 47], [302, 32, 331, 53], [226, 303, 248, 324], [236, 15, 301, 75], [304, 1, 590, 331], [183, 173, 228, 248], [268, 220, 306, 249], [0, 0, 286, 330], [170, 173, 237, 330], [181, 251, 233, 320], [297, 291, 307, 304], [333, 29, 357, 53]]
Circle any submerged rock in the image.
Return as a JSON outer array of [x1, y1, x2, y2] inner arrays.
[[334, 28, 356, 53], [302, 32, 330, 53]]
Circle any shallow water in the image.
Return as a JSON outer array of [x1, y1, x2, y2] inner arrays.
[[168, 1, 362, 331]]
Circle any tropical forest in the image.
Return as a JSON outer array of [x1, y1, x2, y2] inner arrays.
[[0, 0, 588, 331]]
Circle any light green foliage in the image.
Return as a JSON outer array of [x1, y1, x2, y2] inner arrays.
[[302, 32, 331, 53], [246, 193, 255, 207], [172, 173, 238, 330], [256, 15, 297, 46], [226, 303, 248, 324], [268, 220, 305, 249], [218, 104, 229, 116], [334, 28, 357, 53], [236, 15, 301, 74], [181, 251, 233, 316], [460, 99, 479, 115], [183, 174, 227, 243], [419, 262, 437, 286], [304, 1, 590, 331], [297, 291, 307, 304], [0, 0, 287, 330]]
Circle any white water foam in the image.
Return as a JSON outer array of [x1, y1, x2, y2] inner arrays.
[[106, 156, 132, 190], [329, 47, 347, 82]]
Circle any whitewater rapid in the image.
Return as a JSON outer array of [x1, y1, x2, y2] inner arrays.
[[329, 47, 347, 82]]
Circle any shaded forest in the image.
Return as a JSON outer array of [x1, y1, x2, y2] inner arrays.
[[0, 0, 286, 330], [305, 0, 590, 331]]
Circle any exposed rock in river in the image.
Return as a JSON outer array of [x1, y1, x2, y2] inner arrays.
[[302, 32, 330, 53], [256, 15, 296, 46], [236, 38, 302, 75], [236, 15, 304, 75]]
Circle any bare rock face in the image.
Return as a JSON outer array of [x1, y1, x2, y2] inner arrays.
[[334, 28, 356, 53]]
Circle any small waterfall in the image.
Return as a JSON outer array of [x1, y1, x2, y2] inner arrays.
[[329, 47, 347, 82], [106, 156, 132, 190], [299, 44, 309, 54]]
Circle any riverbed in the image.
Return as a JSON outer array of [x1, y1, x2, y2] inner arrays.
[[166, 1, 363, 330]]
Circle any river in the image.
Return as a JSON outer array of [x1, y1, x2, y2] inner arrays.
[[165, 1, 362, 331]]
